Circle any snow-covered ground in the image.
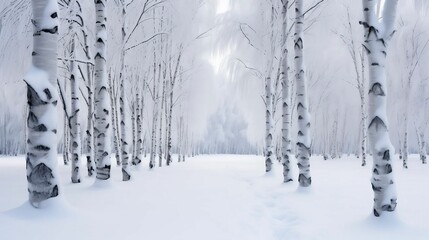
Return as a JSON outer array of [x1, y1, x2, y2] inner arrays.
[[0, 154, 428, 240]]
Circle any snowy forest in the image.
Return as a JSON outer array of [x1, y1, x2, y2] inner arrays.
[[1, 0, 429, 239]]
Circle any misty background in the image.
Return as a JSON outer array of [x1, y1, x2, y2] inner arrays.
[[0, 0, 428, 155]]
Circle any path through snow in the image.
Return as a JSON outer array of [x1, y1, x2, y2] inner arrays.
[[0, 155, 428, 239]]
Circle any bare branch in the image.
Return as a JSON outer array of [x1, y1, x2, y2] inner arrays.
[[125, 32, 168, 52]]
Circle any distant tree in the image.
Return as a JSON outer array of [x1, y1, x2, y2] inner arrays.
[[166, 50, 182, 166], [398, 20, 429, 169], [336, 7, 367, 166]]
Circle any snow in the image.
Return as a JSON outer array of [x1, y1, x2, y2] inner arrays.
[[1, 154, 429, 239], [24, 66, 51, 102]]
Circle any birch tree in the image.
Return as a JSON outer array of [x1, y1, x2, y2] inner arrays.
[[294, 0, 312, 187], [416, 125, 427, 164], [280, 0, 292, 182], [166, 51, 182, 166], [336, 8, 367, 166], [68, 0, 81, 183], [264, 5, 276, 173], [25, 0, 60, 207], [133, 92, 143, 165], [137, 80, 146, 165], [264, 71, 274, 173], [398, 22, 429, 169], [158, 75, 166, 167], [109, 73, 121, 166], [361, 0, 399, 217], [94, 0, 111, 180], [150, 64, 160, 169], [120, 80, 131, 181], [71, 0, 95, 177]]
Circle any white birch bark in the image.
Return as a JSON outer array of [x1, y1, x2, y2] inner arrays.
[[25, 0, 60, 207], [68, 1, 81, 183], [166, 78, 174, 166], [361, 0, 399, 217], [166, 54, 181, 166], [137, 95, 142, 162], [109, 74, 121, 166], [360, 50, 367, 166], [114, 92, 122, 166], [294, 0, 311, 187], [164, 79, 169, 160], [86, 81, 95, 176], [139, 83, 146, 162], [119, 0, 130, 171], [133, 93, 143, 165], [63, 114, 70, 165], [403, 129, 408, 168], [70, 31, 81, 183], [158, 77, 166, 167], [281, 0, 292, 182], [75, 0, 95, 177], [150, 70, 160, 169], [120, 80, 131, 181], [265, 74, 274, 173], [416, 127, 426, 164], [419, 132, 426, 164], [94, 0, 111, 181], [131, 101, 136, 161], [264, 6, 275, 173]]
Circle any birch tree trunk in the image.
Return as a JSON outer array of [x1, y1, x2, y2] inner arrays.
[[109, 75, 121, 166], [166, 79, 174, 166], [139, 83, 146, 162], [94, 0, 111, 181], [150, 90, 159, 169], [294, 0, 311, 187], [164, 83, 169, 160], [360, 51, 367, 166], [158, 77, 166, 167], [360, 88, 367, 166], [69, 27, 81, 183], [416, 127, 426, 164], [150, 63, 160, 169], [120, 80, 131, 181], [76, 1, 95, 176], [264, 6, 276, 174], [131, 101, 136, 161], [281, 0, 292, 182], [133, 93, 143, 165], [25, 0, 60, 207], [166, 53, 182, 165], [361, 0, 398, 217], [63, 114, 70, 165], [265, 74, 274, 173], [403, 129, 408, 168], [419, 132, 426, 164], [86, 81, 95, 176]]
